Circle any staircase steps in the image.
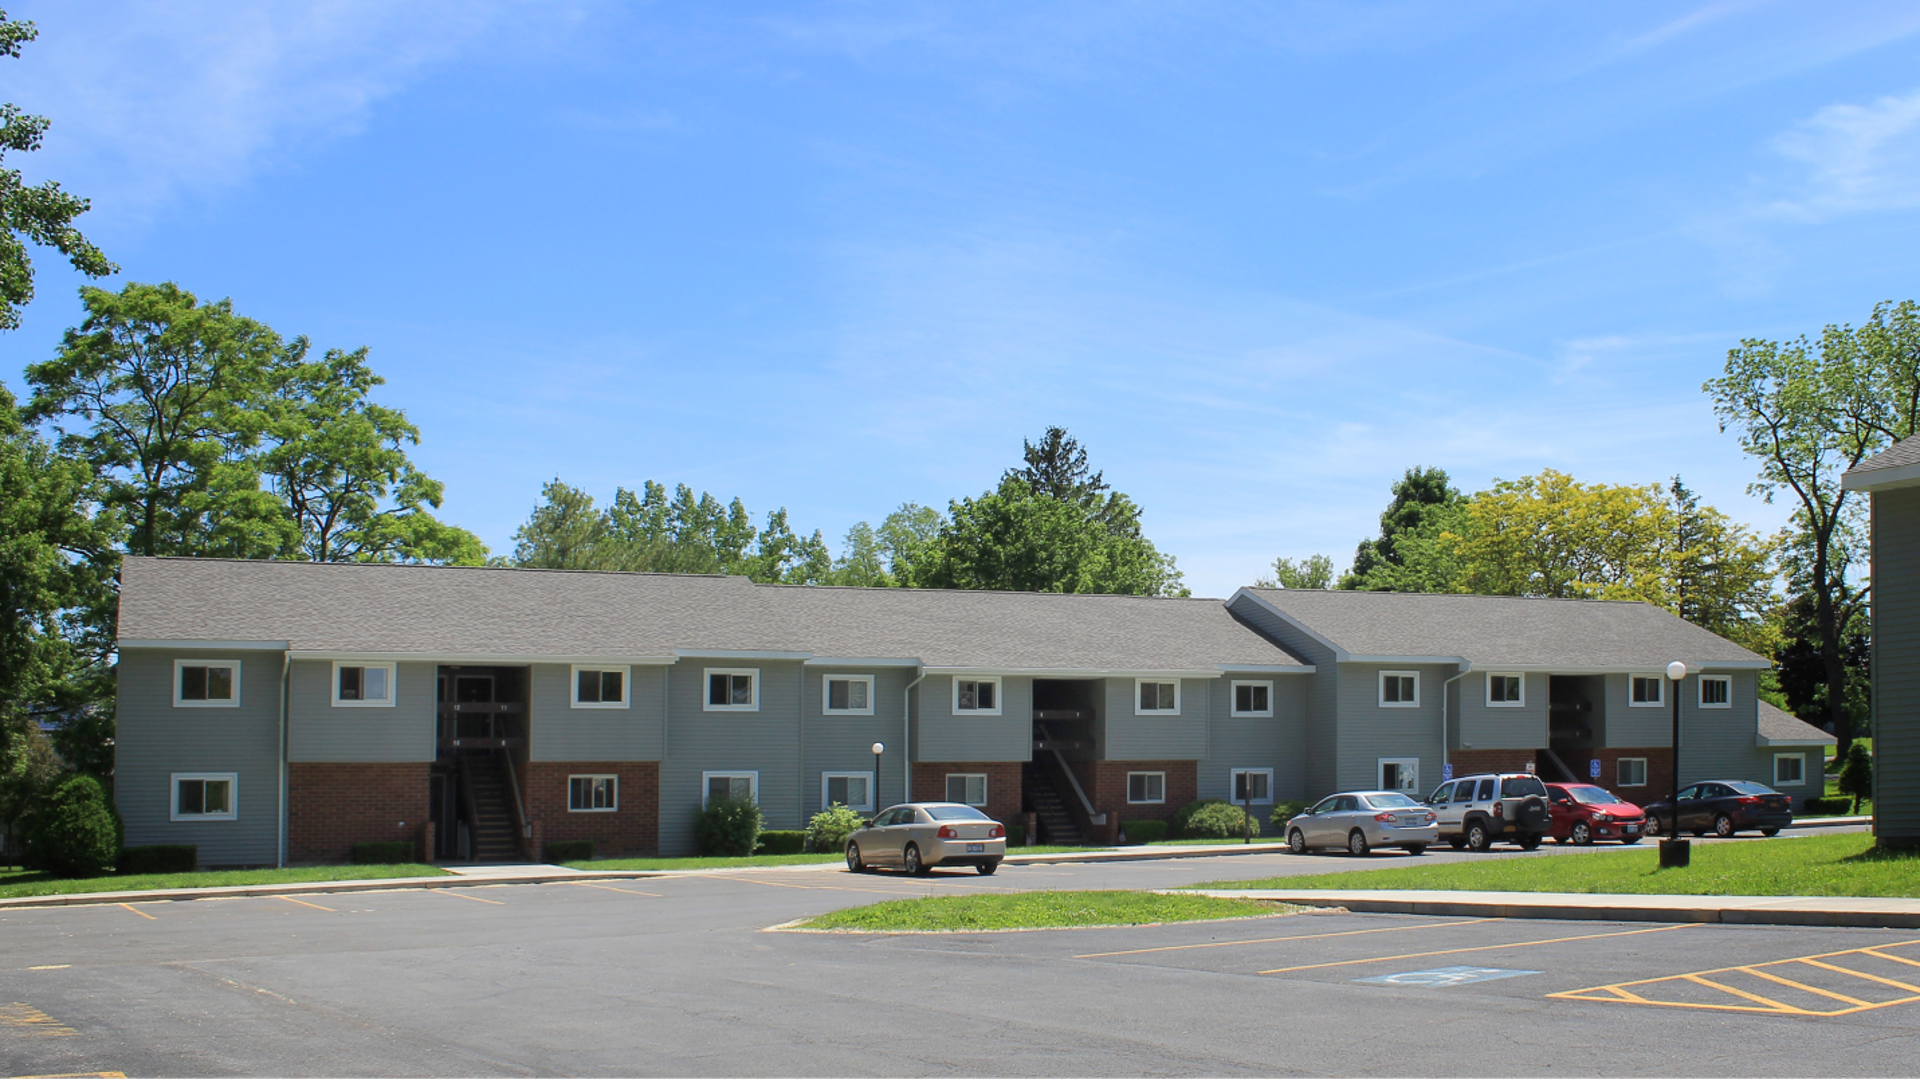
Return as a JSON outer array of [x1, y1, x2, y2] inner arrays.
[[462, 752, 524, 861], [1027, 770, 1084, 847]]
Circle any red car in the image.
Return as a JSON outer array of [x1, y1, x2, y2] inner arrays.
[[1545, 783, 1647, 845]]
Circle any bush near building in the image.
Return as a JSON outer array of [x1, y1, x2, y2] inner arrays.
[[696, 797, 762, 857], [21, 775, 120, 877]]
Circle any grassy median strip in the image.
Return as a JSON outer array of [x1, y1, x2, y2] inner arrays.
[[0, 863, 450, 899], [1183, 833, 1920, 897], [568, 853, 845, 871], [794, 890, 1301, 932]]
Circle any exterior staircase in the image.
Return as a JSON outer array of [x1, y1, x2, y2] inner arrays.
[[1027, 767, 1084, 847], [461, 751, 524, 861]]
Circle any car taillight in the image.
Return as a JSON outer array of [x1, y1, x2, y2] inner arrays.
[[1736, 796, 1761, 805], [1374, 812, 1396, 823], [1493, 801, 1504, 817], [988, 824, 1005, 838], [1424, 812, 1436, 823], [937, 825, 959, 839]]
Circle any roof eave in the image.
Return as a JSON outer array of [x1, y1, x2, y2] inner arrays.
[[1842, 460, 1920, 491]]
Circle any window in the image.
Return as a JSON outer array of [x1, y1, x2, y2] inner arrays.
[[946, 773, 987, 807], [568, 775, 618, 811], [704, 669, 759, 711], [953, 677, 1001, 715], [823, 675, 874, 715], [1699, 675, 1731, 709], [1127, 771, 1166, 804], [1630, 676, 1665, 707], [822, 771, 874, 811], [1378, 758, 1419, 793], [1486, 672, 1523, 708], [572, 666, 629, 708], [1230, 681, 1273, 717], [703, 771, 758, 805], [1136, 679, 1180, 715], [171, 773, 237, 821], [1379, 671, 1418, 708], [1618, 757, 1648, 787], [1774, 754, 1806, 787], [332, 662, 394, 707], [1231, 768, 1273, 804], [174, 660, 240, 707]]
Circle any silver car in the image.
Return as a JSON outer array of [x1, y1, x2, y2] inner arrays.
[[845, 803, 1008, 875], [1284, 790, 1438, 856]]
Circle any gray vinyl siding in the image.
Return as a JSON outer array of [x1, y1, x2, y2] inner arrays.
[[528, 662, 666, 762], [286, 660, 435, 763], [115, 648, 284, 866], [1453, 671, 1548, 750], [802, 667, 913, 814], [1604, 672, 1676, 746], [1102, 677, 1209, 761], [1195, 675, 1309, 807], [1223, 597, 1336, 794], [1335, 662, 1449, 795], [658, 659, 804, 855], [1875, 488, 1920, 840], [1676, 671, 1767, 786], [911, 675, 1032, 763]]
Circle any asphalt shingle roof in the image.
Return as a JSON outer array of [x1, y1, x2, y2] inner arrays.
[[1847, 434, 1920, 477], [1758, 701, 1837, 745]]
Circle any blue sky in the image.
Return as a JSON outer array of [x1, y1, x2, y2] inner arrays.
[[4, 1, 1919, 597]]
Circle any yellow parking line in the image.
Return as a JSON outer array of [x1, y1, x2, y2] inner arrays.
[[1799, 958, 1920, 995], [1258, 923, 1685, 975], [568, 882, 664, 898], [1684, 973, 1795, 1012], [116, 903, 155, 921], [1743, 966, 1874, 1007], [0, 1003, 77, 1037], [275, 895, 336, 912], [1076, 917, 1506, 959], [9, 1073, 126, 1078], [431, 888, 505, 906], [1550, 938, 1920, 1016], [25, 966, 69, 972]]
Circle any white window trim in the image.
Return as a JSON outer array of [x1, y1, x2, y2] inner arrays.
[[1618, 757, 1648, 787], [170, 772, 238, 821], [567, 773, 619, 812], [1378, 757, 1419, 793], [703, 668, 760, 712], [1628, 675, 1665, 707], [702, 770, 759, 805], [570, 665, 631, 709], [1698, 674, 1732, 709], [172, 659, 241, 708], [1134, 678, 1181, 716], [1229, 680, 1274, 718], [951, 676, 1003, 716], [946, 772, 989, 807], [1230, 768, 1274, 804], [821, 770, 876, 812], [1378, 671, 1419, 708], [1773, 753, 1807, 787], [331, 660, 397, 708], [822, 674, 876, 716], [1485, 672, 1525, 709], [1126, 770, 1167, 804]]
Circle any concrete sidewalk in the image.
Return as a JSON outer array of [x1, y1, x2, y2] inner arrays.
[[1181, 887, 1920, 929]]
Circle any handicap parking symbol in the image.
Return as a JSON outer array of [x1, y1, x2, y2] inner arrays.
[[1355, 966, 1542, 988]]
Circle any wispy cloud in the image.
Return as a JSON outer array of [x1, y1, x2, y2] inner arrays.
[[1764, 88, 1920, 221]]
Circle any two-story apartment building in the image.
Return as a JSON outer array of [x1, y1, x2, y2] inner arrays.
[[1845, 434, 1920, 848]]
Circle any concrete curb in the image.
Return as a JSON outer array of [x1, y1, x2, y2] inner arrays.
[[1179, 889, 1920, 929], [1006, 843, 1293, 865]]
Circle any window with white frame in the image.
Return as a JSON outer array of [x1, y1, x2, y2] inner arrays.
[[572, 666, 629, 708], [946, 773, 987, 806], [704, 669, 758, 711], [1699, 675, 1731, 709], [1618, 757, 1648, 787], [1630, 676, 1665, 707], [1231, 768, 1273, 804], [171, 773, 237, 821], [568, 774, 618, 811], [953, 677, 1001, 715], [1486, 672, 1523, 708], [1127, 771, 1166, 804], [174, 660, 240, 707], [823, 675, 874, 715], [1379, 671, 1418, 707], [1136, 679, 1180, 715], [703, 771, 758, 805], [1378, 758, 1419, 793], [822, 771, 874, 811], [332, 662, 395, 707], [1774, 754, 1806, 787], [1231, 681, 1272, 717]]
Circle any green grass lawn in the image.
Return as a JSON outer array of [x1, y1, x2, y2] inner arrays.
[[794, 889, 1300, 931], [1183, 832, 1920, 898], [1822, 774, 1871, 815], [0, 863, 448, 899]]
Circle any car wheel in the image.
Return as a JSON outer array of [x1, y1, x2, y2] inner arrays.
[[1714, 815, 1735, 838], [1760, 827, 1781, 837], [1347, 830, 1371, 856], [1571, 822, 1591, 846], [845, 842, 866, 873], [903, 843, 928, 876], [1645, 815, 1662, 837], [1288, 828, 1308, 855], [1448, 837, 1467, 850], [1405, 844, 1427, 856], [1519, 833, 1543, 851], [1466, 822, 1492, 852], [977, 860, 999, 876]]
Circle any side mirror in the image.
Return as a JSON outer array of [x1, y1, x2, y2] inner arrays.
[[861, 819, 873, 828]]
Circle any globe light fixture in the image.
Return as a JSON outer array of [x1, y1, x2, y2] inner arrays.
[[871, 742, 885, 813]]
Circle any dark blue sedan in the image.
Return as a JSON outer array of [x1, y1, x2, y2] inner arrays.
[[1642, 780, 1793, 838]]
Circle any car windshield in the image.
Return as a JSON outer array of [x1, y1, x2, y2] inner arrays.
[[1565, 785, 1621, 805], [1365, 793, 1420, 809], [1726, 781, 1777, 796], [1501, 776, 1548, 798], [925, 805, 991, 821]]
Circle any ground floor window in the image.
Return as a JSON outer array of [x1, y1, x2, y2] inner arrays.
[[1377, 758, 1418, 793], [1618, 757, 1648, 787], [171, 773, 237, 821], [945, 773, 987, 806], [1773, 754, 1806, 787], [569, 774, 618, 811], [1231, 768, 1273, 804], [823, 771, 874, 812], [1127, 771, 1166, 804], [704, 771, 758, 805]]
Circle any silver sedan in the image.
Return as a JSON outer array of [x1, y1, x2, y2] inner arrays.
[[1284, 790, 1438, 856], [845, 803, 1008, 875]]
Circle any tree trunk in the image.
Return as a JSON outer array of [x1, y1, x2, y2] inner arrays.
[[1814, 548, 1852, 762]]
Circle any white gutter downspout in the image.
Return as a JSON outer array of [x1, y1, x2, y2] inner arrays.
[[278, 652, 290, 868], [1440, 662, 1473, 781], [902, 669, 927, 805]]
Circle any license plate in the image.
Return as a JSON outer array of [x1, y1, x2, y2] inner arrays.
[[966, 843, 984, 853], [1624, 824, 1639, 833]]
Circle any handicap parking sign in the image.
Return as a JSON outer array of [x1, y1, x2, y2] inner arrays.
[[1442, 763, 1453, 782], [1589, 758, 1602, 779]]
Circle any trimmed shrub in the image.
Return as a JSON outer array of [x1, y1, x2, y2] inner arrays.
[[119, 844, 197, 875], [1802, 797, 1854, 816], [544, 840, 594, 863], [805, 804, 865, 854], [1181, 801, 1262, 840], [756, 830, 805, 855], [22, 774, 121, 877], [1121, 820, 1167, 845], [1269, 801, 1308, 830], [1170, 799, 1232, 837], [350, 840, 414, 864], [1838, 743, 1874, 813], [1003, 821, 1026, 847], [695, 797, 763, 857]]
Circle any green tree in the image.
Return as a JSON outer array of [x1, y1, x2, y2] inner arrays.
[[1255, 554, 1335, 590], [20, 772, 119, 876], [830, 521, 892, 587], [1340, 466, 1467, 592], [874, 502, 944, 587], [508, 480, 612, 570], [927, 475, 1185, 596], [0, 11, 115, 331], [1837, 742, 1873, 815]]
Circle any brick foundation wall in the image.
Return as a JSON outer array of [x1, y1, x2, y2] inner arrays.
[[1071, 760, 1198, 828], [524, 762, 660, 859], [289, 763, 430, 864], [1446, 748, 1672, 801], [913, 762, 1023, 829]]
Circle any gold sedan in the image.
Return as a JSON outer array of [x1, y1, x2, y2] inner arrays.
[[845, 803, 1008, 876]]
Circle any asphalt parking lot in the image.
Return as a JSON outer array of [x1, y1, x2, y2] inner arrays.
[[4, 824, 1910, 1078]]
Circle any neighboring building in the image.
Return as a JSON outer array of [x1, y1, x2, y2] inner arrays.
[[115, 556, 1824, 867], [1844, 434, 1920, 848]]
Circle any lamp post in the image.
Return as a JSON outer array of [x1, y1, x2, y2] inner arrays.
[[871, 742, 885, 816], [1660, 661, 1690, 869]]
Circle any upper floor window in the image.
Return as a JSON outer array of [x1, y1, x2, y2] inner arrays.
[[1379, 671, 1418, 708], [1630, 676, 1665, 707], [1231, 681, 1272, 717], [174, 660, 240, 707], [573, 665, 630, 709], [705, 669, 759, 711], [953, 677, 1001, 715], [1698, 675, 1731, 709], [823, 675, 874, 715], [333, 662, 395, 707], [1136, 679, 1180, 715], [1486, 672, 1523, 708]]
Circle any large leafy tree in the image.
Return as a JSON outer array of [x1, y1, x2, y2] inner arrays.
[[1255, 554, 1334, 590], [1340, 466, 1467, 592], [510, 479, 831, 583]]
